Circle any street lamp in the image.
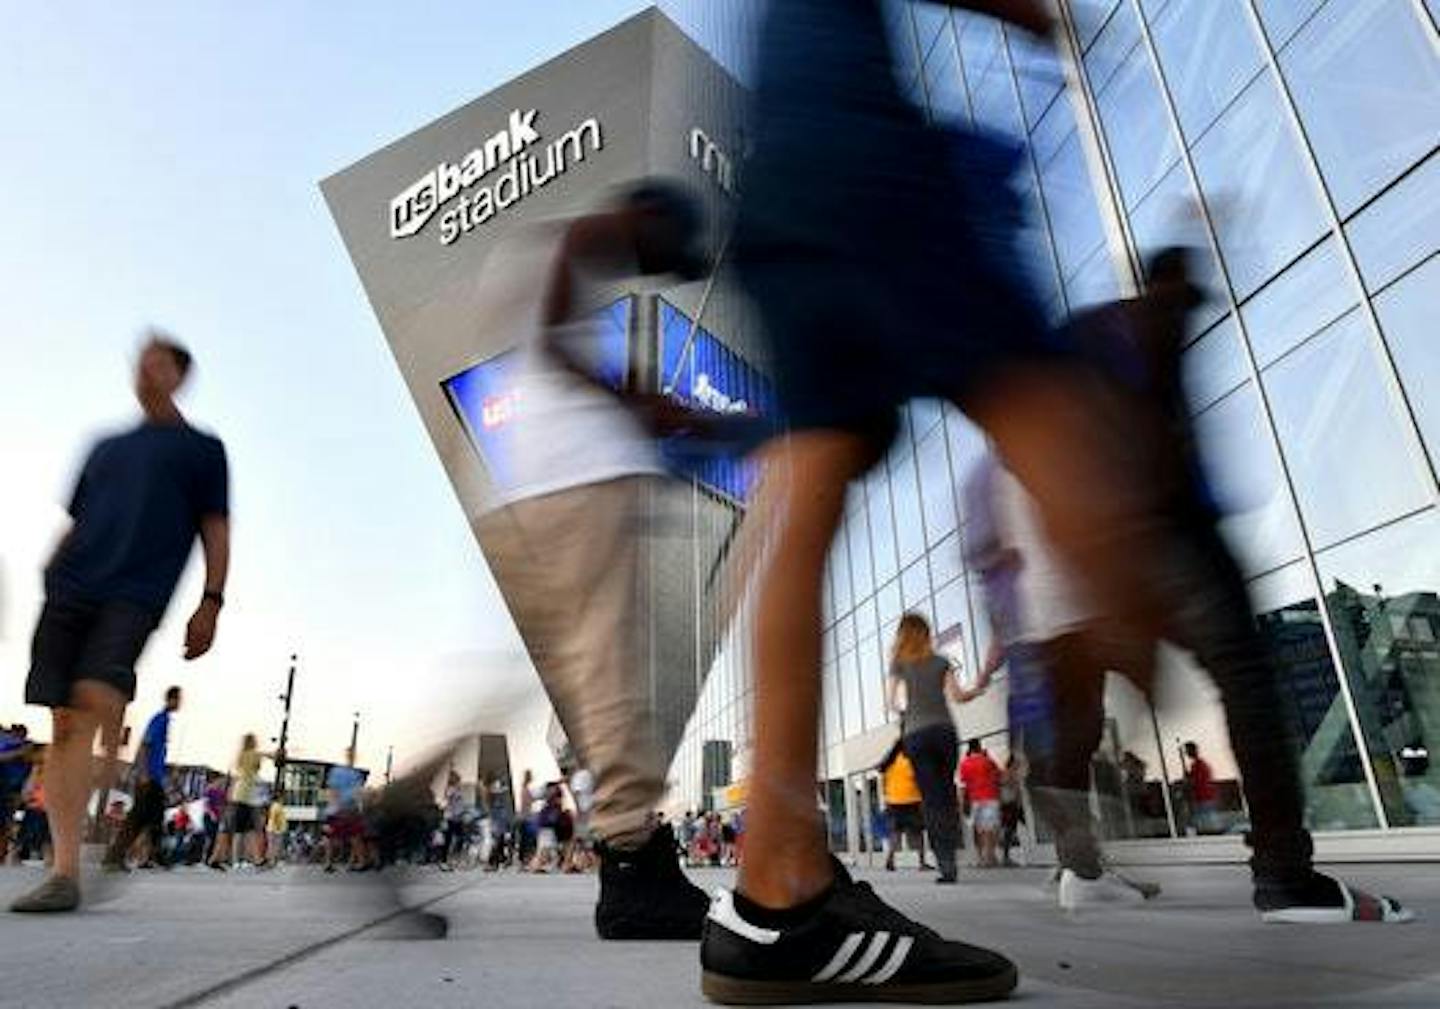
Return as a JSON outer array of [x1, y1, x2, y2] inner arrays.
[[348, 711, 361, 767]]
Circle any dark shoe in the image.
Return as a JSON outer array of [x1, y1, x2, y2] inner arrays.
[[1257, 872, 1414, 924], [596, 827, 710, 940], [701, 861, 1016, 1004], [935, 873, 959, 886], [10, 874, 81, 913]]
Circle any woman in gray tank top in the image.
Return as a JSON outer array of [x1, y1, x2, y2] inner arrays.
[[886, 613, 992, 882]]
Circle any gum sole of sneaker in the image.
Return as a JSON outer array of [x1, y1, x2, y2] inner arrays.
[[701, 965, 1018, 1005]]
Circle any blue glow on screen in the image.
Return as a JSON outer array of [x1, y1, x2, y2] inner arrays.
[[443, 297, 631, 493], [659, 299, 773, 503]]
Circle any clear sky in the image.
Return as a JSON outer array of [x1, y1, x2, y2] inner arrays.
[[0, 1, 737, 777]]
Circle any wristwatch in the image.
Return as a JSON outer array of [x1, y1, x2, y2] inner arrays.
[[203, 590, 226, 608]]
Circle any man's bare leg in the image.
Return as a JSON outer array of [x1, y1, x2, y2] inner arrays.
[[48, 682, 125, 881], [736, 432, 873, 910]]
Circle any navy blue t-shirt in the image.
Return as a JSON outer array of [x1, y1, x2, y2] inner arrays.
[[46, 422, 228, 613]]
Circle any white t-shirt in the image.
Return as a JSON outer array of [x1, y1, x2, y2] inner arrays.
[[965, 454, 1094, 646], [475, 226, 663, 510]]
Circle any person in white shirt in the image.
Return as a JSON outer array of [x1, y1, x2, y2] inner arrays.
[[964, 452, 1160, 910], [473, 181, 715, 940]]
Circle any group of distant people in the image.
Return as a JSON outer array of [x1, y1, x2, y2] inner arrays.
[[676, 810, 743, 868]]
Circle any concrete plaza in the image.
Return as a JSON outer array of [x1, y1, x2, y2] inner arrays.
[[1, 860, 1436, 1008]]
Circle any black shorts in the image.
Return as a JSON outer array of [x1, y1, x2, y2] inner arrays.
[[26, 597, 160, 707], [888, 804, 924, 834], [226, 803, 257, 834], [130, 780, 167, 831]]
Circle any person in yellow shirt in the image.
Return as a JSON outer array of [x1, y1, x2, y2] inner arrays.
[[263, 796, 288, 867], [879, 742, 930, 873]]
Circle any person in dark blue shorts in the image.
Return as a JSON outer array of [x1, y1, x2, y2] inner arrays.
[[701, 4, 1064, 1004], [11, 334, 230, 914]]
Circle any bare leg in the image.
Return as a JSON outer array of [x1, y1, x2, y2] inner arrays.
[[735, 432, 873, 909], [47, 682, 126, 881]]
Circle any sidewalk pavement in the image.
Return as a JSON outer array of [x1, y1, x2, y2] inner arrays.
[[1, 861, 1435, 1008]]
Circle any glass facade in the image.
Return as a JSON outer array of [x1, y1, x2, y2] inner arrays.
[[666, 0, 1440, 849]]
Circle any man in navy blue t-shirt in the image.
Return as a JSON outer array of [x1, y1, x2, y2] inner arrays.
[[11, 334, 230, 914]]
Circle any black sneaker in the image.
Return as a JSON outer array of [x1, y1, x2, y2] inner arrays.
[[1256, 871, 1414, 924], [596, 826, 710, 940], [701, 862, 1017, 1004]]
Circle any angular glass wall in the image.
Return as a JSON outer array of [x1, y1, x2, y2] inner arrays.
[[664, 0, 1440, 841]]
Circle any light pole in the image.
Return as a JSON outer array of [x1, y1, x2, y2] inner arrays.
[[385, 745, 394, 785], [348, 711, 360, 768], [273, 654, 297, 798]]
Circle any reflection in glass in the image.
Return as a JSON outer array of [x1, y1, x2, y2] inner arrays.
[[1127, 163, 1227, 333], [923, 31, 969, 127], [1264, 309, 1432, 548], [867, 469, 900, 586], [1280, 1, 1440, 216], [1065, 246, 1125, 313], [1151, 0, 1264, 141], [848, 507, 875, 603], [1193, 383, 1304, 577], [1239, 235, 1357, 367], [860, 635, 888, 732], [945, 409, 988, 523], [1146, 644, 1240, 835], [891, 449, 927, 568], [1040, 132, 1109, 284], [911, 3, 949, 61], [1083, 0, 1140, 94], [1251, 563, 1380, 830], [1192, 71, 1329, 299], [1346, 151, 1440, 295], [1184, 316, 1246, 412], [901, 559, 932, 616], [929, 531, 964, 592], [842, 648, 864, 738], [1073, 0, 1121, 52], [1254, 0, 1324, 51], [1375, 254, 1440, 476], [1096, 43, 1181, 210], [877, 579, 904, 642], [1007, 24, 1064, 127], [1096, 676, 1173, 840], [1319, 511, 1440, 827]]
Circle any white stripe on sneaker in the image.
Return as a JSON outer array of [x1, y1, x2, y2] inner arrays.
[[707, 889, 782, 945], [863, 936, 913, 984], [835, 932, 891, 983], [811, 932, 866, 983]]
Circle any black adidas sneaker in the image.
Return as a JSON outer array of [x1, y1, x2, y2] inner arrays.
[[700, 862, 1017, 1004], [595, 826, 711, 940]]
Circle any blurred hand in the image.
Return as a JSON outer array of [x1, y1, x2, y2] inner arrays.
[[184, 601, 220, 660]]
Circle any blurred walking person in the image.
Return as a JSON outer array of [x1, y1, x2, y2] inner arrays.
[[885, 614, 990, 883], [471, 182, 724, 938], [11, 334, 228, 913], [105, 686, 182, 871], [998, 755, 1026, 868]]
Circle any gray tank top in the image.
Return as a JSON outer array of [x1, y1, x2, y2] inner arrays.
[[893, 654, 954, 736]]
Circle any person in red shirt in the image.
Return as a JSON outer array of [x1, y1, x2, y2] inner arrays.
[[1185, 741, 1220, 834], [958, 740, 1004, 868]]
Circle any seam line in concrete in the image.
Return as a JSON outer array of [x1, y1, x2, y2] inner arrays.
[[156, 880, 477, 1009]]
